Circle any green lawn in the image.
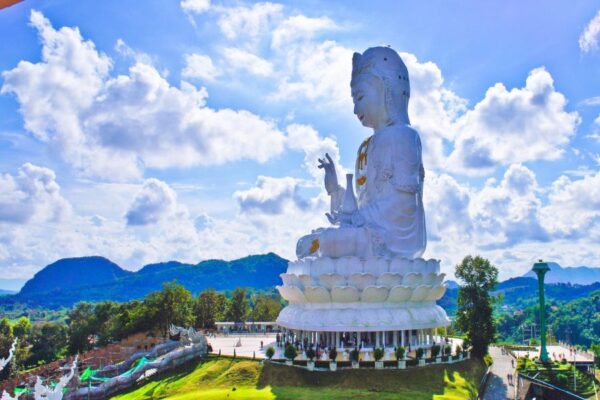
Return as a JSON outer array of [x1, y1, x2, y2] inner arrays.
[[113, 356, 486, 400]]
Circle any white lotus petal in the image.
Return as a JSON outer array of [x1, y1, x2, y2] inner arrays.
[[433, 273, 446, 286], [422, 272, 438, 285], [426, 285, 447, 301], [425, 259, 440, 274], [348, 273, 376, 290], [304, 286, 331, 303], [331, 286, 360, 303], [280, 273, 301, 287], [413, 258, 426, 272], [387, 286, 413, 302], [298, 274, 317, 288], [318, 273, 346, 289], [361, 286, 389, 302], [410, 285, 431, 301], [376, 272, 403, 287], [389, 258, 413, 275], [403, 272, 422, 287], [287, 260, 311, 275], [336, 256, 363, 274], [363, 257, 389, 275], [277, 286, 307, 303], [311, 257, 335, 276]]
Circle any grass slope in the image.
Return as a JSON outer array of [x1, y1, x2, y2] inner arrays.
[[114, 356, 486, 400]]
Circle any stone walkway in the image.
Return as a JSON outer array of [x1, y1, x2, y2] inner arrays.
[[483, 346, 515, 400]]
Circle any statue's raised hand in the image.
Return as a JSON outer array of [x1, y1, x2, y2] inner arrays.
[[318, 153, 338, 195]]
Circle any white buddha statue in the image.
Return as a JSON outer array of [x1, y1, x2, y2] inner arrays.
[[297, 46, 426, 259]]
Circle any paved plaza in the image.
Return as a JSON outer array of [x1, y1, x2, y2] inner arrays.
[[511, 345, 594, 363], [207, 333, 464, 362]]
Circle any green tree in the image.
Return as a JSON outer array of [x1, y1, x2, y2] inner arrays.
[[455, 255, 498, 358], [0, 318, 14, 379], [250, 295, 282, 322], [226, 288, 248, 322], [144, 282, 194, 336], [28, 323, 68, 366], [195, 289, 222, 329], [67, 302, 95, 354], [12, 317, 31, 340]]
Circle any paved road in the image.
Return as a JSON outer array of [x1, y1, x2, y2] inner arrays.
[[483, 346, 515, 400]]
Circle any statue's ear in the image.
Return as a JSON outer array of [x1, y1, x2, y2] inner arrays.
[[352, 53, 361, 72]]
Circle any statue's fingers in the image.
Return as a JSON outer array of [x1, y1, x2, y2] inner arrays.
[[325, 153, 334, 164]]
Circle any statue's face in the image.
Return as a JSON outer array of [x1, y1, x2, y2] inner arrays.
[[351, 75, 387, 129]]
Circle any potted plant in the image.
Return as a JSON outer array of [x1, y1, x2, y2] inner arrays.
[[416, 348, 425, 366], [455, 345, 462, 360], [373, 348, 385, 369], [444, 345, 452, 362], [306, 347, 316, 371], [284, 344, 297, 366], [430, 344, 441, 363], [329, 348, 338, 371], [395, 346, 406, 369], [350, 348, 360, 369], [266, 346, 275, 361]]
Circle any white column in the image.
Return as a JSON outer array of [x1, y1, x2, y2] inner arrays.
[[336, 332, 340, 349], [401, 330, 405, 347], [393, 331, 398, 347], [382, 331, 386, 348]]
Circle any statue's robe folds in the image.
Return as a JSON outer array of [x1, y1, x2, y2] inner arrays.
[[320, 124, 427, 259]]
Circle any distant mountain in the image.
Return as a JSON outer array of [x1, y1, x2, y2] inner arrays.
[[438, 276, 600, 316], [19, 256, 132, 295], [1, 253, 288, 309], [0, 289, 16, 296], [522, 262, 600, 285]]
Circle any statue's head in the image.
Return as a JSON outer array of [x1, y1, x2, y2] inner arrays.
[[351, 47, 410, 128]]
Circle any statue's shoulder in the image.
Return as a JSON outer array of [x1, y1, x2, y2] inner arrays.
[[377, 125, 419, 146]]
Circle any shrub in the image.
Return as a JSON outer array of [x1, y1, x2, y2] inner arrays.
[[455, 345, 462, 356], [265, 346, 275, 360], [350, 348, 360, 362], [555, 373, 568, 387], [284, 344, 297, 361], [416, 348, 424, 359], [483, 354, 493, 366], [395, 346, 406, 360], [444, 345, 451, 356], [329, 348, 338, 362], [373, 348, 384, 361], [306, 348, 316, 361], [431, 344, 441, 358]]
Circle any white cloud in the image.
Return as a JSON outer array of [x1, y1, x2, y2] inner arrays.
[[180, 0, 211, 15], [541, 171, 600, 237], [400, 52, 467, 170], [579, 9, 600, 53], [285, 123, 341, 180], [125, 178, 184, 226], [273, 40, 353, 108], [234, 176, 308, 215], [424, 172, 472, 242], [0, 163, 72, 224], [271, 14, 338, 49], [222, 47, 273, 76], [1, 11, 286, 180], [181, 53, 221, 81], [216, 2, 283, 44], [471, 164, 548, 247], [449, 68, 580, 174]]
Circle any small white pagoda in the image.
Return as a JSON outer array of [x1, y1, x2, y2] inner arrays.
[[276, 46, 449, 351]]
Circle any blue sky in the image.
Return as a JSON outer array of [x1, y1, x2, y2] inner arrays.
[[1, 0, 599, 287]]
